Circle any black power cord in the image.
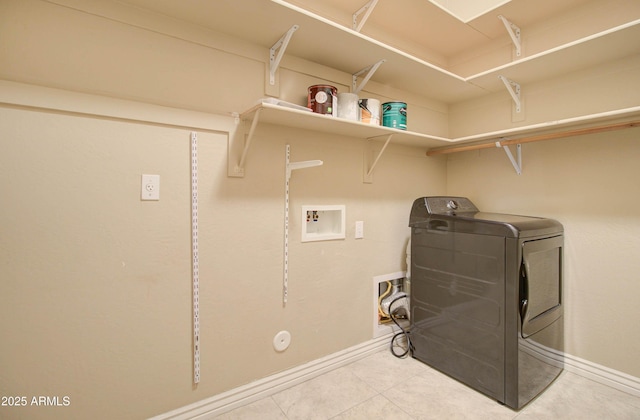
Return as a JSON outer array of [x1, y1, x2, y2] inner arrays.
[[388, 294, 414, 358]]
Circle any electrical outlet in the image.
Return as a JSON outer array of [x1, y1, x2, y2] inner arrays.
[[141, 174, 160, 200]]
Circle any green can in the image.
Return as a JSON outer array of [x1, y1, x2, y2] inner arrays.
[[382, 102, 407, 130]]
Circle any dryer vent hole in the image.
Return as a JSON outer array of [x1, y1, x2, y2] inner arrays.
[[273, 331, 291, 352]]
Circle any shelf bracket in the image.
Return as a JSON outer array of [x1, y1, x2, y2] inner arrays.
[[496, 141, 522, 175], [283, 144, 323, 305], [364, 134, 393, 183], [498, 15, 521, 57], [499, 75, 522, 113], [229, 107, 262, 177], [352, 59, 386, 94], [353, 0, 380, 32], [270, 25, 299, 85], [286, 157, 324, 182]]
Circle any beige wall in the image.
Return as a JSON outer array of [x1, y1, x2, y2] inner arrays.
[[0, 0, 638, 419], [446, 129, 640, 377], [0, 101, 445, 419], [0, 1, 446, 418]]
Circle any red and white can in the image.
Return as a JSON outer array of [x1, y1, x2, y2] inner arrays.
[[308, 85, 337, 116]]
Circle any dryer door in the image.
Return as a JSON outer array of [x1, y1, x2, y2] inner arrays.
[[519, 235, 563, 338]]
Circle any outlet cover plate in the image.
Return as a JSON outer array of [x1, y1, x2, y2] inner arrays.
[[141, 174, 160, 200], [355, 221, 364, 239]]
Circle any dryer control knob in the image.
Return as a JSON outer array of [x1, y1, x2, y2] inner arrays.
[[447, 200, 458, 210]]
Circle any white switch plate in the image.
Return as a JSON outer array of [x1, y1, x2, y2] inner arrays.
[[355, 221, 364, 239], [141, 174, 160, 200]]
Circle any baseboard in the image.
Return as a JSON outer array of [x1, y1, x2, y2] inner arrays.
[[150, 334, 640, 419], [149, 334, 392, 420], [563, 353, 640, 397], [519, 338, 640, 397]]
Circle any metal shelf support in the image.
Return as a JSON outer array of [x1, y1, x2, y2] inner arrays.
[[364, 134, 393, 183], [353, 0, 380, 32], [352, 59, 386, 94], [498, 15, 522, 57], [283, 144, 323, 305], [496, 142, 522, 175], [270, 25, 299, 85], [499, 75, 522, 113], [229, 107, 263, 177]]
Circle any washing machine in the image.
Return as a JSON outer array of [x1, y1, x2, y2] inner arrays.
[[409, 196, 564, 410]]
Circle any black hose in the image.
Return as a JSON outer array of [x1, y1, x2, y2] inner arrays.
[[388, 294, 414, 358]]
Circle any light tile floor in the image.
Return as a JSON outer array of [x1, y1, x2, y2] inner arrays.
[[215, 350, 640, 419]]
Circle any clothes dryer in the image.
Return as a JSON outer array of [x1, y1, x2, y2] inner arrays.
[[409, 196, 564, 409]]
